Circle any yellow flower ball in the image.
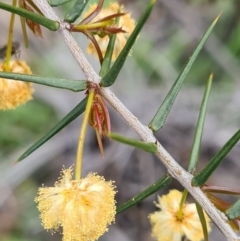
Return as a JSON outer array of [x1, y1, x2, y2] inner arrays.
[[0, 60, 34, 110], [149, 190, 211, 241], [35, 167, 117, 241]]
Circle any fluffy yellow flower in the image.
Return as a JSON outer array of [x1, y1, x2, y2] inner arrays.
[[84, 3, 135, 60], [0, 60, 34, 110], [35, 167, 116, 241], [149, 190, 211, 241]]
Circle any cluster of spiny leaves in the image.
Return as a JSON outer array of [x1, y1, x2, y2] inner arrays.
[[0, 0, 240, 240]]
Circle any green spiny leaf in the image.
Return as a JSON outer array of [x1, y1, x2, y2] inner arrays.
[[99, 34, 116, 77], [100, 0, 156, 87], [17, 97, 88, 162], [226, 198, 240, 220], [109, 132, 157, 153], [48, 0, 73, 6], [196, 202, 209, 241], [188, 74, 213, 172], [0, 2, 59, 31], [0, 71, 87, 91], [192, 129, 240, 186], [64, 0, 90, 23], [99, 12, 120, 77], [117, 173, 172, 214], [148, 14, 220, 132]]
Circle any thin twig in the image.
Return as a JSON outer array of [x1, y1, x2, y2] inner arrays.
[[32, 0, 240, 240]]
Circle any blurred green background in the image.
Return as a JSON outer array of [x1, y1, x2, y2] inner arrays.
[[1, 0, 240, 240]]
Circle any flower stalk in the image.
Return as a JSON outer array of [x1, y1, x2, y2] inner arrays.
[[177, 189, 188, 220], [4, 0, 17, 72], [75, 88, 95, 180]]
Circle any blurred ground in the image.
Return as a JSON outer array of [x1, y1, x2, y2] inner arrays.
[[0, 0, 240, 241]]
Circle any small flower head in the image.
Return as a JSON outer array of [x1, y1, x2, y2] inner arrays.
[[149, 190, 211, 241], [0, 60, 34, 110], [80, 2, 135, 61], [35, 167, 116, 241]]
